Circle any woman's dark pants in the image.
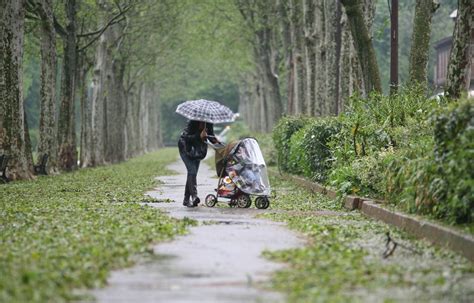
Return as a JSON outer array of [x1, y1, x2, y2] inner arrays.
[[179, 150, 201, 203]]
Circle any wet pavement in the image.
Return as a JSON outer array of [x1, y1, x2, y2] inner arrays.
[[90, 158, 304, 303]]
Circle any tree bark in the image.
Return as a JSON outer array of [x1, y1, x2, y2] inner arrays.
[[57, 0, 78, 171], [255, 20, 282, 131], [279, 0, 293, 114], [0, 0, 33, 180], [408, 0, 439, 88], [292, 0, 305, 115], [37, 0, 58, 173], [105, 23, 126, 163], [341, 0, 382, 94], [90, 40, 106, 166], [303, 0, 317, 116], [314, 0, 324, 116], [445, 0, 474, 99], [88, 0, 110, 166], [323, 0, 341, 115], [79, 56, 92, 167]]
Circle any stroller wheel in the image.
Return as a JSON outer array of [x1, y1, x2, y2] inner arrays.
[[237, 194, 251, 208], [205, 194, 217, 207], [255, 197, 270, 209]]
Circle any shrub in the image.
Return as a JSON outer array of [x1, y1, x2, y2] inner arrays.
[[329, 90, 436, 167], [387, 98, 474, 224], [285, 117, 341, 182], [272, 89, 473, 225], [299, 118, 341, 182], [329, 148, 397, 198], [273, 116, 309, 172], [287, 128, 306, 176]]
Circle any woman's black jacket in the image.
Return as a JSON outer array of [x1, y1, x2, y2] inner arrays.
[[178, 120, 214, 160]]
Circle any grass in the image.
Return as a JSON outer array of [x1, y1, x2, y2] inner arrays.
[[0, 148, 195, 302], [262, 173, 474, 303]]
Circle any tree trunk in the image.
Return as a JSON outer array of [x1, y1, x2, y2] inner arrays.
[[57, 0, 77, 171], [445, 0, 474, 99], [279, 0, 293, 114], [341, 0, 382, 94], [124, 88, 134, 158], [259, 32, 282, 131], [146, 84, 161, 151], [104, 21, 126, 163], [125, 86, 141, 158], [79, 56, 92, 167], [37, 0, 58, 173], [292, 0, 305, 115], [89, 1, 110, 166], [324, 0, 341, 115], [314, 0, 325, 116], [237, 0, 282, 132], [24, 109, 34, 172], [408, 0, 439, 88], [303, 0, 317, 116], [90, 42, 106, 166], [0, 0, 33, 180], [138, 83, 149, 154]]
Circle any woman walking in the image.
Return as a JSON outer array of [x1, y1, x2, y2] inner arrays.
[[178, 120, 220, 207]]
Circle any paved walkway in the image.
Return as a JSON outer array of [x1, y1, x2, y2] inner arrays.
[[90, 158, 304, 303]]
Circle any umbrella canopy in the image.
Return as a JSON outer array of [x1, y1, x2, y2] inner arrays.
[[176, 99, 235, 124]]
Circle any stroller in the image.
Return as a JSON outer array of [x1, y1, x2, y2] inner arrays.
[[205, 137, 271, 209]]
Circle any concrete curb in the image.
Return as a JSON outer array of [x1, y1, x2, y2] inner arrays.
[[271, 168, 474, 262], [361, 200, 474, 262]]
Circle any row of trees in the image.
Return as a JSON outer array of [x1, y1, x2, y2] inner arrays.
[[1, 0, 472, 180], [236, 0, 473, 132], [1, 0, 179, 180]]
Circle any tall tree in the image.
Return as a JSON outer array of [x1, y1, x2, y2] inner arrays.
[[36, 0, 58, 173], [56, 0, 78, 171], [341, 0, 382, 94], [408, 0, 440, 88], [0, 0, 33, 180], [445, 1, 474, 99], [302, 0, 317, 115], [236, 0, 283, 132], [323, 0, 342, 115], [286, 0, 305, 115], [104, 22, 127, 164]]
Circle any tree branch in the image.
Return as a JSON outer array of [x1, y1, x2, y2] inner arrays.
[[54, 16, 67, 38], [77, 3, 133, 52], [77, 16, 125, 52], [78, 5, 130, 38]]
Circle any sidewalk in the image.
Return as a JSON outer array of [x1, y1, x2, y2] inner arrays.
[[90, 159, 303, 303]]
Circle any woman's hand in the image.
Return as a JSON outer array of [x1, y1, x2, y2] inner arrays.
[[200, 129, 207, 141]]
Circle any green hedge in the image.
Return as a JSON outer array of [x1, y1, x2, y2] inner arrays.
[[272, 92, 473, 225], [273, 116, 308, 171], [286, 118, 341, 182], [386, 99, 473, 224]]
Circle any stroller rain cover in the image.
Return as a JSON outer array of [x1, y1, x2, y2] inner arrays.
[[215, 138, 270, 196]]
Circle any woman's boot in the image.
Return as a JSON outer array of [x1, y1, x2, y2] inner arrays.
[[190, 175, 200, 206], [183, 175, 192, 207]]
